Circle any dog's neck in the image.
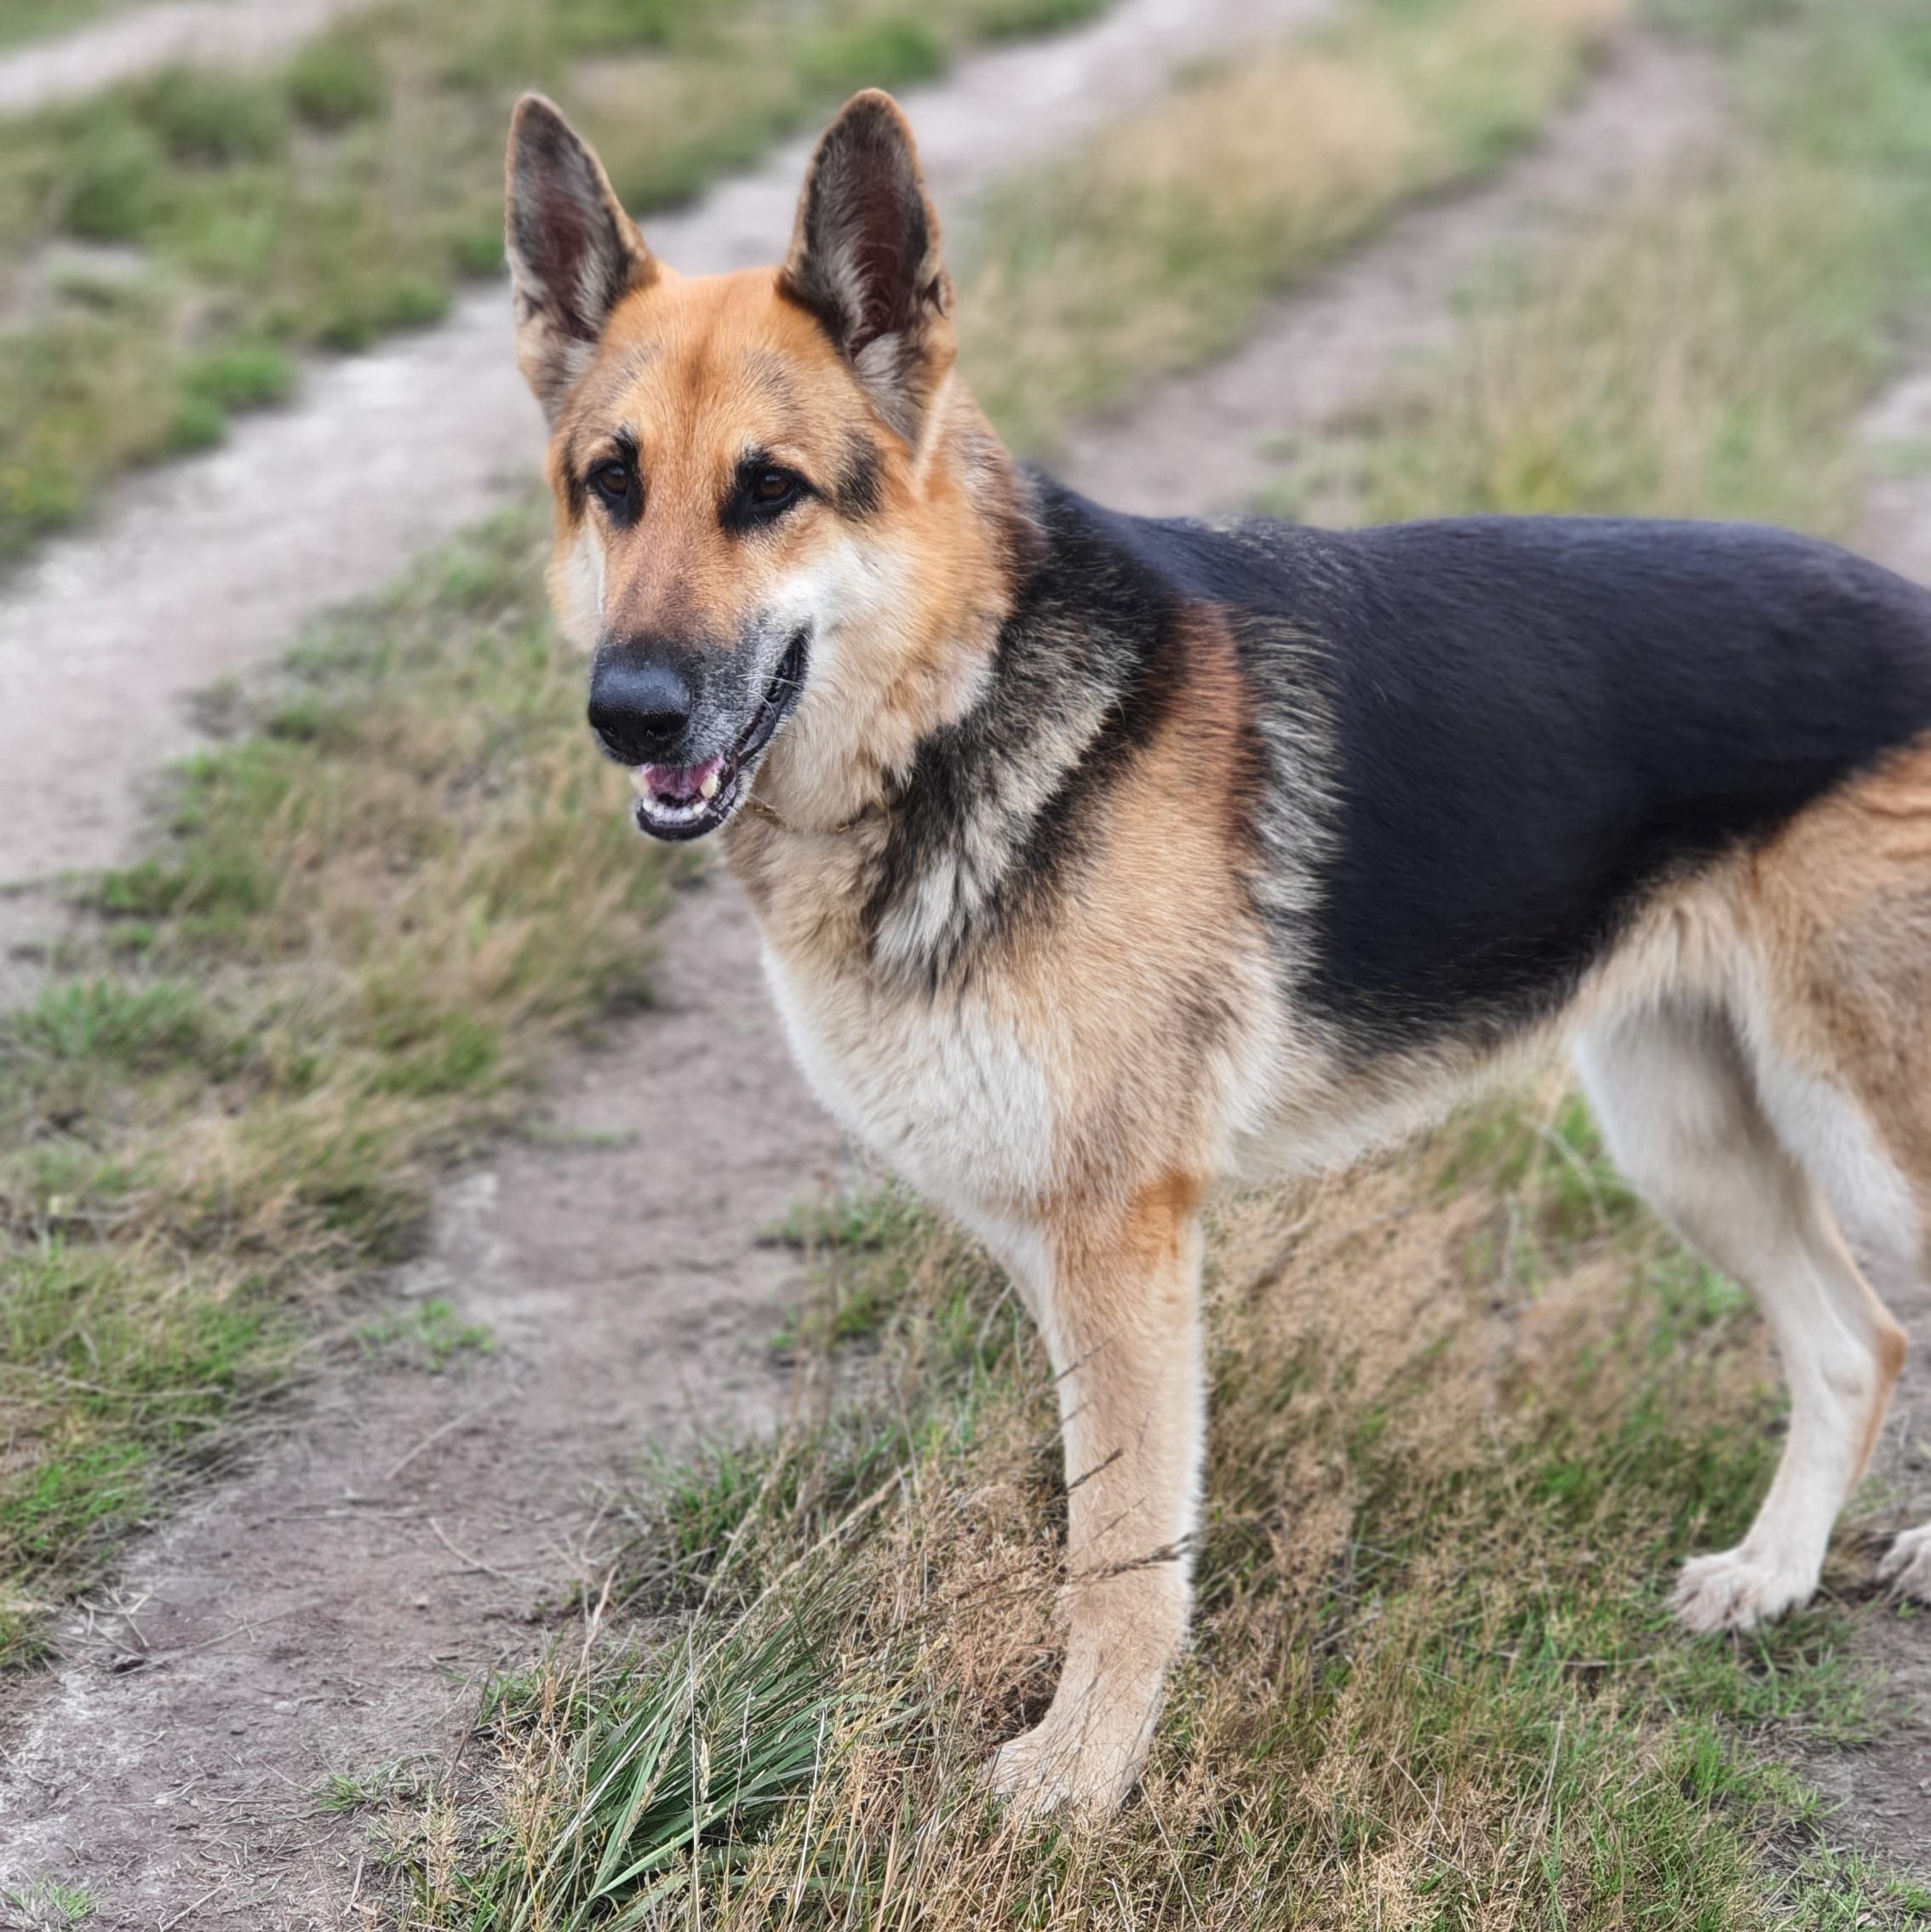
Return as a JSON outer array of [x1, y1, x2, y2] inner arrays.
[[730, 458, 1188, 993], [750, 386, 1033, 824]]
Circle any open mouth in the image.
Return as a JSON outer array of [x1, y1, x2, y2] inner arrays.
[[629, 631, 808, 841]]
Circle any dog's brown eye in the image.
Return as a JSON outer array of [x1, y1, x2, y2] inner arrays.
[[723, 462, 805, 533], [590, 461, 633, 507]]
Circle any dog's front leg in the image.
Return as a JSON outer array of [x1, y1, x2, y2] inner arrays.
[[992, 1175, 1208, 1820]]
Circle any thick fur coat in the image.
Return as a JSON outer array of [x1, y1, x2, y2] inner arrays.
[[507, 88, 1931, 1815]]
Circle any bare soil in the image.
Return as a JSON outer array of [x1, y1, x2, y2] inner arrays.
[[0, 0, 379, 117]]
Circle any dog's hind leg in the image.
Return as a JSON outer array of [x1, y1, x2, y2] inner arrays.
[[1573, 996, 1906, 1633], [1745, 1044, 1931, 1601], [1738, 741, 1931, 1602], [988, 1173, 1209, 1818]]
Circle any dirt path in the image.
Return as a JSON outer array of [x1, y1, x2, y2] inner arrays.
[[1056, 31, 1720, 513], [0, 0, 377, 116], [0, 26, 1744, 1929]]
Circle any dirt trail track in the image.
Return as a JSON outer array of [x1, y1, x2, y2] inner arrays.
[[1057, 32, 1718, 513], [0, 1, 377, 117], [0, 0, 1328, 903], [18, 18, 1925, 1925]]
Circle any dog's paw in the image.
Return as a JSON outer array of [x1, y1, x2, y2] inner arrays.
[[1878, 1523, 1931, 1603], [1671, 1548, 1813, 1635], [990, 1710, 1146, 1823]]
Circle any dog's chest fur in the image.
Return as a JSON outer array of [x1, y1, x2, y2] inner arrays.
[[758, 932, 1058, 1220]]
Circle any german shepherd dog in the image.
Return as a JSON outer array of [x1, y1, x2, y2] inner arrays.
[[506, 88, 1931, 1815]]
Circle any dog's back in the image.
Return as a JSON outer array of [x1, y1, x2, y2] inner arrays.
[[1092, 498, 1931, 1048]]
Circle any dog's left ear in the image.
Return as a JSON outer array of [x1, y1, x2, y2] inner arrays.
[[780, 90, 953, 446]]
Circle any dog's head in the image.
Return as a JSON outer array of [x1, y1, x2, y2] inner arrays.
[[507, 89, 1017, 840]]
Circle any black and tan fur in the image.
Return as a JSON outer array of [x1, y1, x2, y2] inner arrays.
[[507, 89, 1931, 1815]]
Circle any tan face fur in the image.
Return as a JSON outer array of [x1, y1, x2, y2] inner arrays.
[[507, 91, 1026, 838]]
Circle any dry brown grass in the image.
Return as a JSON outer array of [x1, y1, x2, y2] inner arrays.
[[958, 0, 1629, 453], [395, 1090, 1913, 1925], [1317, 163, 1891, 535], [1280, 4, 1931, 534]]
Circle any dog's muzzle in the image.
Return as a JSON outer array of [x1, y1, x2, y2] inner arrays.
[[587, 632, 809, 841]]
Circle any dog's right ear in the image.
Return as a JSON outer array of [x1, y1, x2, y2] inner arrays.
[[780, 90, 951, 447], [505, 95, 656, 420]]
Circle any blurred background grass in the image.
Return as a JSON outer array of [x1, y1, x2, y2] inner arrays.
[[0, 0, 1108, 555], [0, 2, 128, 51]]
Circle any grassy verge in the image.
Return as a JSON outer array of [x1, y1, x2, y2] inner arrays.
[[958, 0, 1630, 454], [0, 499, 668, 1665], [0, 0, 1109, 559], [375, 1, 1931, 1924], [0, 0, 129, 53]]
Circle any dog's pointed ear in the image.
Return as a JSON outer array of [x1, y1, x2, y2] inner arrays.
[[780, 90, 953, 445], [506, 94, 656, 420]]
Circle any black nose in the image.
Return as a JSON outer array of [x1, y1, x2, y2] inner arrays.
[[587, 649, 695, 765]]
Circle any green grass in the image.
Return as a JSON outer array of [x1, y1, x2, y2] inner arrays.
[[0, 0, 1112, 559], [358, 1295, 496, 1369], [378, 1, 1931, 1923], [319, 1756, 430, 1815], [0, 500, 674, 1665], [0, 0, 129, 51], [959, 0, 1630, 453], [0, 1878, 97, 1928]]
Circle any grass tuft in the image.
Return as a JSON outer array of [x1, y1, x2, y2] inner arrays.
[[284, 30, 389, 132], [358, 1297, 496, 1371]]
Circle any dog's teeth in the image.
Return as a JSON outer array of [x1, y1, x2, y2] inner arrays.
[[700, 771, 719, 800]]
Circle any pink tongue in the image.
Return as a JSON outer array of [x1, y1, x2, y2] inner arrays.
[[640, 756, 724, 803]]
